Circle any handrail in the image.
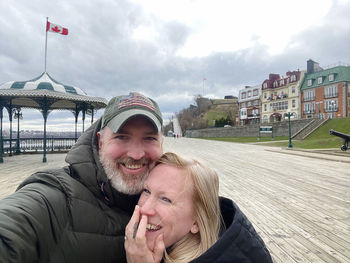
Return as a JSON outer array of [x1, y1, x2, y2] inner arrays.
[[1, 137, 76, 154]]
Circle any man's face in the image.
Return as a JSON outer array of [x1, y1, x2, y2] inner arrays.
[[98, 116, 163, 194]]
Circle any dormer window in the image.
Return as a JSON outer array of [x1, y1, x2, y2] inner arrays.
[[263, 83, 267, 89], [329, 74, 334, 82], [291, 75, 296, 81], [307, 79, 313, 86], [317, 76, 323, 84], [273, 81, 278, 87], [280, 79, 285, 86]]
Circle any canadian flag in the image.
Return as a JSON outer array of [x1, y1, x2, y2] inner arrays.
[[46, 21, 68, 35]]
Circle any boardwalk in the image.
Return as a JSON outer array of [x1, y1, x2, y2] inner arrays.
[[1, 137, 350, 262]]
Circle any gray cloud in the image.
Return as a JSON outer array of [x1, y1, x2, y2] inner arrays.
[[1, 0, 350, 130]]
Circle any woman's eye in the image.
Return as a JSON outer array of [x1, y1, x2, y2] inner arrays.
[[161, 197, 172, 203], [143, 189, 151, 195]]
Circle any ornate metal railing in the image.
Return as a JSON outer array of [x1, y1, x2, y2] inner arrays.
[[1, 137, 76, 154]]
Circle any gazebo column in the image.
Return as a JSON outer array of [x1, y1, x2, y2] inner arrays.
[[0, 106, 3, 163], [91, 107, 94, 124], [40, 97, 51, 163], [73, 105, 80, 142], [6, 102, 14, 157], [82, 108, 86, 133]]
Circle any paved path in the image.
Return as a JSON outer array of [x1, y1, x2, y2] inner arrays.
[[1, 138, 350, 262]]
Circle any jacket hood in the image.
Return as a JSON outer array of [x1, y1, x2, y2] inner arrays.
[[191, 197, 272, 263], [65, 118, 139, 213]]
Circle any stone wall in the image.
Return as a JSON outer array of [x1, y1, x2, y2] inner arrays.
[[185, 118, 314, 138]]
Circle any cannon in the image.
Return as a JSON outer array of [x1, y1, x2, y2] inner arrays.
[[329, 129, 350, 151]]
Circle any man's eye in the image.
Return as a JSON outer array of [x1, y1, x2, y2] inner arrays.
[[161, 197, 172, 203], [144, 136, 157, 141], [115, 135, 128, 140]]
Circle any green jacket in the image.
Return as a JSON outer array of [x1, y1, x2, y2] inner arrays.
[[0, 119, 139, 263]]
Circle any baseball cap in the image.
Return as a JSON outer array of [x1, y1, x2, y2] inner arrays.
[[101, 92, 163, 133]]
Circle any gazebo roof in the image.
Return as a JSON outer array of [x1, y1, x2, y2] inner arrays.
[[0, 72, 107, 110]]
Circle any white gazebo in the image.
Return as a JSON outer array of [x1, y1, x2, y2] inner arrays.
[[0, 72, 107, 162]]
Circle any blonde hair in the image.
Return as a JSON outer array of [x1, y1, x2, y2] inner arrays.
[[156, 152, 222, 263]]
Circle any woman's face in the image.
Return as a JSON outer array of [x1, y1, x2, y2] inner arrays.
[[138, 164, 199, 250]]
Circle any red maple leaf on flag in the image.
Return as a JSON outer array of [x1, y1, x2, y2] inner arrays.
[[52, 26, 61, 33]]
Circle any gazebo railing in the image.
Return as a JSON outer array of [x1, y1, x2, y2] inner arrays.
[[1, 138, 76, 153]]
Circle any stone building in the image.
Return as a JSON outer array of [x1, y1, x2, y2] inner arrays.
[[261, 70, 304, 123], [238, 85, 261, 125]]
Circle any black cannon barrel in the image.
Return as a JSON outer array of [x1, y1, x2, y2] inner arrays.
[[329, 129, 350, 140]]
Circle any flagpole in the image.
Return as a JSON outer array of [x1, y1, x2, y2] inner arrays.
[[44, 17, 48, 73]]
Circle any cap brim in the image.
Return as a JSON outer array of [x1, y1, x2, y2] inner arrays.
[[106, 109, 162, 133]]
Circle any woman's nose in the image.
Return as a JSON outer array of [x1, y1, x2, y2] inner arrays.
[[139, 197, 156, 216]]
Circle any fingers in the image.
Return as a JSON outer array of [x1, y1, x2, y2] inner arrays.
[[153, 234, 165, 263], [125, 205, 140, 239], [135, 214, 147, 240]]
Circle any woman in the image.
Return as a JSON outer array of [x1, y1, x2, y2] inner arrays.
[[124, 152, 222, 263]]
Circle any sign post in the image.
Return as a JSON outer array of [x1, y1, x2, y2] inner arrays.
[[259, 126, 273, 140]]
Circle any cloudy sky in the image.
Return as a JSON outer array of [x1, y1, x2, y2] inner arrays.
[[1, 0, 350, 131]]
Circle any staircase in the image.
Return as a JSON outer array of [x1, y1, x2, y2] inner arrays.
[[292, 118, 328, 140]]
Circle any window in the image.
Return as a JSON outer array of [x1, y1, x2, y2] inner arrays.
[[241, 102, 246, 108], [280, 79, 284, 86], [253, 100, 259, 106], [304, 89, 315, 101], [325, 100, 338, 112], [263, 115, 268, 123], [253, 89, 258, 96], [317, 76, 323, 84], [247, 101, 251, 107], [241, 92, 246, 99], [292, 99, 296, 108], [291, 86, 296, 94], [264, 104, 267, 111], [307, 79, 313, 86], [291, 75, 296, 81], [248, 91, 252, 97], [264, 92, 267, 98], [328, 74, 334, 82], [263, 83, 267, 89], [324, 85, 338, 98], [273, 81, 278, 87], [304, 103, 315, 113]]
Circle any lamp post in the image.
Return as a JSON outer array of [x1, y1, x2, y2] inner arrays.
[[287, 109, 293, 148], [13, 108, 23, 154]]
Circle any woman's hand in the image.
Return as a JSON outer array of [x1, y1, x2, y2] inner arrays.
[[124, 205, 165, 263]]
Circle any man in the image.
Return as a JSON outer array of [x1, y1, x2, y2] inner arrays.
[[0, 92, 163, 262], [0, 92, 272, 263]]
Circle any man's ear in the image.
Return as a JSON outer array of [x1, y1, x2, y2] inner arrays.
[[97, 131, 102, 151], [190, 221, 199, 234]]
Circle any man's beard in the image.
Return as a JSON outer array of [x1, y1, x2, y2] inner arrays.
[[99, 153, 150, 195]]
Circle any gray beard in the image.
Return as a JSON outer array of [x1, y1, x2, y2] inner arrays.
[[99, 153, 149, 195]]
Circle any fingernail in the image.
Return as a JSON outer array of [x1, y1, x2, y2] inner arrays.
[[135, 205, 139, 209]]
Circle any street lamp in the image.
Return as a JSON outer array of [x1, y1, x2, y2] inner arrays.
[[287, 109, 293, 148], [13, 108, 23, 154]]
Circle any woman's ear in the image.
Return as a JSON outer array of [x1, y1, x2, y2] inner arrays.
[[190, 221, 199, 234]]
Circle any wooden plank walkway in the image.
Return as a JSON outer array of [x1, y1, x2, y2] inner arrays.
[[0, 137, 349, 262]]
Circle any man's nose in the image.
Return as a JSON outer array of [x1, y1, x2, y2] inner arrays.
[[127, 141, 145, 160]]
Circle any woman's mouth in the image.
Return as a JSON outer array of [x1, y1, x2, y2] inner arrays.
[[146, 223, 161, 232]]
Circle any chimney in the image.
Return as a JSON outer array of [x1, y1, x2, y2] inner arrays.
[[307, 59, 323, 74]]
